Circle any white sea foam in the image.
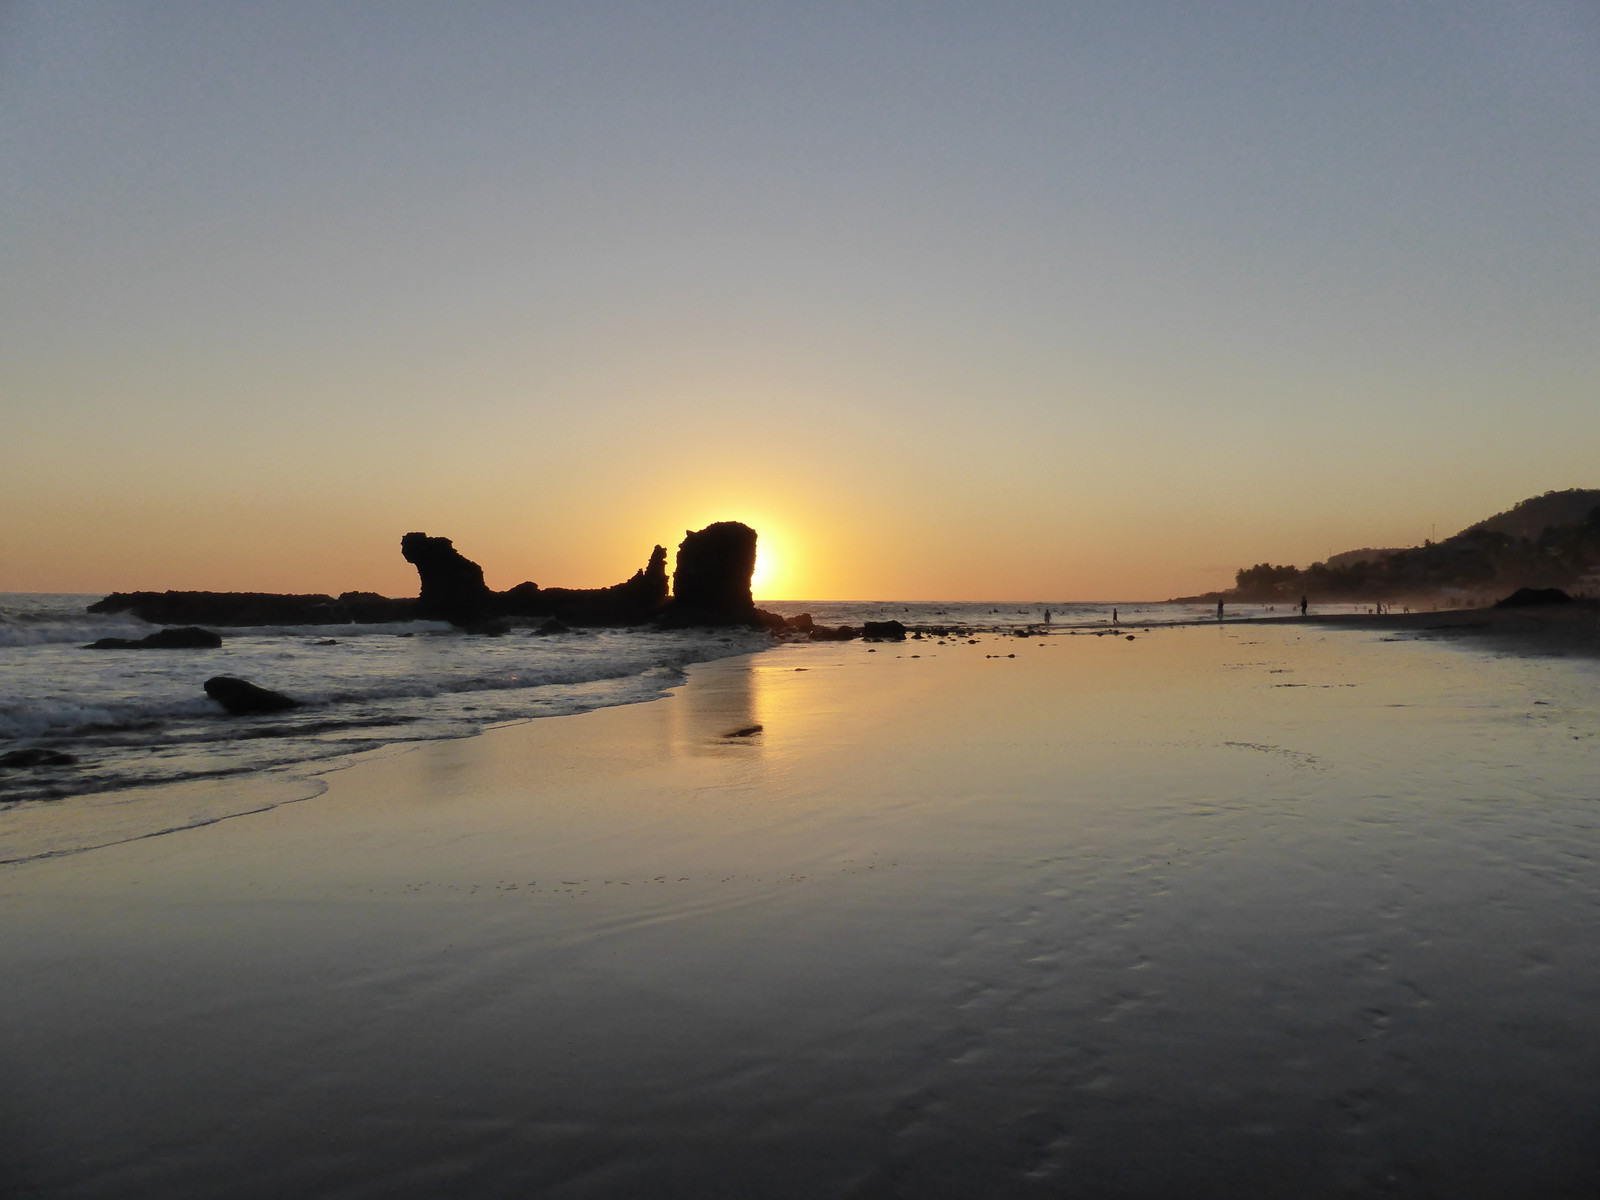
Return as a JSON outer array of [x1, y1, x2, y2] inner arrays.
[[0, 593, 1256, 808], [0, 593, 776, 805]]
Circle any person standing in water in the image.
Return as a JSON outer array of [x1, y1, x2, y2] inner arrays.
[[1217, 600, 1225, 621], [1299, 595, 1308, 617], [1112, 608, 1119, 624]]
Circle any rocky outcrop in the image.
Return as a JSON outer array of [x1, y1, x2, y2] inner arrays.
[[805, 623, 859, 641], [401, 533, 494, 627], [660, 522, 759, 627], [88, 591, 415, 625], [862, 620, 908, 641], [506, 544, 670, 626], [755, 610, 859, 640], [1495, 587, 1574, 608], [85, 626, 222, 650], [87, 524, 757, 632], [0, 748, 79, 768], [203, 676, 302, 715]]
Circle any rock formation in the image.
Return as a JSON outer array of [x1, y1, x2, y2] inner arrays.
[[1495, 587, 1574, 608], [862, 620, 908, 641], [87, 523, 775, 632], [85, 626, 222, 650], [88, 591, 415, 625], [502, 544, 670, 626], [0, 748, 79, 768], [203, 676, 302, 715], [660, 522, 759, 627], [401, 533, 495, 627]]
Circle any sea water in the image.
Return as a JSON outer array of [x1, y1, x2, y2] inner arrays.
[[0, 594, 772, 809], [6, 621, 1600, 1196], [0, 594, 1287, 824]]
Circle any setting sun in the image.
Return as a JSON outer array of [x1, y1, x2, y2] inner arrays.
[[750, 525, 799, 601]]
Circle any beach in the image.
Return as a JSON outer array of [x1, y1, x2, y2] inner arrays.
[[4, 620, 1599, 1198]]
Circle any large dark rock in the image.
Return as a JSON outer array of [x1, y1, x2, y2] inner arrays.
[[204, 676, 302, 715], [0, 748, 78, 768], [1495, 587, 1574, 608], [85, 626, 222, 650], [660, 522, 759, 627], [862, 620, 908, 641], [86, 524, 747, 633], [807, 623, 859, 641], [88, 591, 416, 625], [401, 532, 495, 627], [755, 610, 858, 640], [505, 545, 670, 626]]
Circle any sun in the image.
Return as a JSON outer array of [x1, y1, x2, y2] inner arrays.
[[751, 542, 780, 601]]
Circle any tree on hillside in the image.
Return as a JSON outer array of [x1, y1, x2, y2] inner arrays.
[[1235, 563, 1301, 594]]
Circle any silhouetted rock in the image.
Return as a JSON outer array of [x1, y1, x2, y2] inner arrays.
[[335, 592, 419, 622], [0, 748, 79, 768], [401, 532, 494, 627], [89, 591, 416, 625], [507, 545, 670, 626], [204, 676, 302, 715], [531, 618, 571, 636], [86, 626, 223, 650], [1495, 587, 1574, 608], [862, 620, 908, 641], [659, 522, 759, 627], [86, 525, 748, 633], [807, 624, 859, 641]]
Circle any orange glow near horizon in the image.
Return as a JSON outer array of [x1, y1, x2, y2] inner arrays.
[[750, 542, 776, 601]]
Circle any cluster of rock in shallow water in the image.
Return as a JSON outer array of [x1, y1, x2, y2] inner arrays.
[[83, 521, 923, 650], [0, 523, 921, 781], [3, 524, 1156, 783], [89, 521, 816, 635]]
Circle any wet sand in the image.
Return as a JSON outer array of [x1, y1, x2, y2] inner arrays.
[[4, 623, 1600, 1198], [1305, 599, 1600, 660]]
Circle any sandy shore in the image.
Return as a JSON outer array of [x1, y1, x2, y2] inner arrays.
[[4, 623, 1600, 1197], [1257, 598, 1600, 659]]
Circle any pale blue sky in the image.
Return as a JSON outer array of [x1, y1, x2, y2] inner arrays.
[[4, 2, 1598, 597]]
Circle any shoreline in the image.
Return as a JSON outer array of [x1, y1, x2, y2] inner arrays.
[[1274, 599, 1600, 659]]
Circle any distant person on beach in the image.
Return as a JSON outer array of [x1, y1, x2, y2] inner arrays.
[[1300, 595, 1308, 617], [1043, 610, 1051, 624], [1112, 608, 1118, 624], [1217, 601, 1224, 620]]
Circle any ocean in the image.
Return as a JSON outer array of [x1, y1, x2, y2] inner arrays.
[[6, 599, 1600, 1194], [1, 593, 1337, 863], [0, 595, 1248, 811]]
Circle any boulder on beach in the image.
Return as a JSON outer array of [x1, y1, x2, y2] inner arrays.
[[807, 624, 859, 641], [1494, 587, 1574, 608], [203, 676, 302, 716], [88, 591, 415, 625], [86, 626, 222, 650], [862, 620, 908, 641], [0, 748, 79, 768]]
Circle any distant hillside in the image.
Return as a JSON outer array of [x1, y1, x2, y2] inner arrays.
[[1458, 489, 1600, 541], [1324, 547, 1405, 569], [1184, 488, 1600, 603]]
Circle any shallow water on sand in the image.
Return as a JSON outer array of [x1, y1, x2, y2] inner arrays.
[[2, 624, 1599, 1197]]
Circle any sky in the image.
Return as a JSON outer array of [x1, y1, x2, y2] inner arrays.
[[4, 1, 1598, 601]]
